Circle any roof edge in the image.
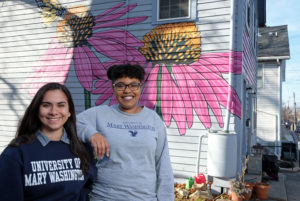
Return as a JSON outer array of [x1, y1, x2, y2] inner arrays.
[[258, 56, 290, 61]]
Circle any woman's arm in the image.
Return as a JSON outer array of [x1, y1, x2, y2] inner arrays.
[[155, 125, 175, 201], [77, 107, 109, 158], [0, 148, 24, 201]]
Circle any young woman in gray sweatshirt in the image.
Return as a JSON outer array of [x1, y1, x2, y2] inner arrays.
[[77, 64, 174, 201]]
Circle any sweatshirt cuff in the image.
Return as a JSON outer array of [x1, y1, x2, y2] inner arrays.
[[84, 128, 99, 142]]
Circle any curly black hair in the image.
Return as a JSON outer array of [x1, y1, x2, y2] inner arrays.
[[107, 64, 145, 83]]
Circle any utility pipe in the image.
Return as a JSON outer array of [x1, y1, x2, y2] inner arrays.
[[196, 134, 207, 175], [224, 0, 237, 132]]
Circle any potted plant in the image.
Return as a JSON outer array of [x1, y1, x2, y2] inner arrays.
[[244, 182, 255, 200], [230, 179, 251, 201], [254, 182, 270, 200], [230, 156, 252, 201]]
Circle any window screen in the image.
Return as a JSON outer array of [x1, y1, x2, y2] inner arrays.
[[159, 0, 189, 20]]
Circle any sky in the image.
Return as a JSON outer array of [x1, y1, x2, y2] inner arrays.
[[266, 0, 300, 107]]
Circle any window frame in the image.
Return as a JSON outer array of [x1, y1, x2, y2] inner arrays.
[[257, 63, 264, 89], [152, 0, 197, 24]]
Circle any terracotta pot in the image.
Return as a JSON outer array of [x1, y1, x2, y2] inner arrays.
[[231, 191, 243, 201], [255, 182, 270, 200], [243, 182, 254, 200], [245, 182, 255, 190], [243, 188, 252, 200]]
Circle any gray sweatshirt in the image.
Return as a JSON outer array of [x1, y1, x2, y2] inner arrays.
[[77, 105, 174, 201]]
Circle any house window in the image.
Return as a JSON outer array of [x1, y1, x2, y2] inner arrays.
[[152, 0, 196, 24], [257, 64, 263, 88], [247, 2, 251, 28], [159, 0, 189, 19], [253, 16, 257, 52]]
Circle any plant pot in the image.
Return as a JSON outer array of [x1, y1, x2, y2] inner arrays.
[[243, 182, 254, 200], [231, 191, 243, 201], [245, 182, 255, 190], [243, 188, 252, 200], [255, 182, 270, 200]]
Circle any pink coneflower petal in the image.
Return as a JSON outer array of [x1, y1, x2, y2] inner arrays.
[[228, 87, 241, 116], [88, 37, 146, 66], [196, 58, 222, 76], [39, 44, 66, 63], [88, 37, 128, 61], [26, 42, 73, 95], [186, 66, 223, 127], [93, 16, 147, 30], [161, 65, 173, 126], [140, 64, 159, 109], [206, 74, 241, 117], [170, 81, 186, 135], [95, 3, 137, 24], [200, 52, 242, 74], [93, 80, 111, 94], [184, 72, 211, 128], [125, 47, 147, 66], [73, 46, 93, 91], [95, 2, 125, 20], [143, 62, 153, 82], [172, 65, 193, 128], [102, 60, 127, 71], [200, 53, 229, 74], [92, 30, 144, 47], [109, 95, 118, 106], [100, 58, 147, 73], [192, 60, 241, 117], [82, 45, 106, 80], [95, 89, 114, 105]]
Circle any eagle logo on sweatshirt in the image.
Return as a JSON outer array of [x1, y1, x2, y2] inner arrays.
[[129, 130, 138, 137]]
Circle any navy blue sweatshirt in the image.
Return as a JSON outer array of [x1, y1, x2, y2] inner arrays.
[[0, 131, 97, 201]]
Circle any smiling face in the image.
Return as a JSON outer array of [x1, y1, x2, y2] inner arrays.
[[39, 89, 71, 140], [113, 77, 142, 113]]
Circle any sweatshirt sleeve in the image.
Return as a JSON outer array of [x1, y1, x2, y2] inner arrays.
[[77, 107, 99, 143], [0, 148, 24, 201], [155, 123, 174, 201]]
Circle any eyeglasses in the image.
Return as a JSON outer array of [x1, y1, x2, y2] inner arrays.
[[113, 82, 141, 91]]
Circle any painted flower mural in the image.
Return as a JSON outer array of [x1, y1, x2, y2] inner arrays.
[[138, 22, 242, 135], [27, 0, 147, 104], [26, 1, 242, 135]]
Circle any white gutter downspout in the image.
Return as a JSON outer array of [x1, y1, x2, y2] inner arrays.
[[224, 0, 237, 132], [196, 134, 207, 175]]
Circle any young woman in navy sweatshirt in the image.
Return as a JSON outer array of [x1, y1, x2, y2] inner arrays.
[[0, 82, 96, 201]]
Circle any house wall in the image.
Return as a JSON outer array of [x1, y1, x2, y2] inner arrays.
[[0, 0, 257, 181], [257, 62, 281, 156], [235, 0, 258, 173]]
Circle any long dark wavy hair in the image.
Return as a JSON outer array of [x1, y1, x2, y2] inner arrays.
[[10, 82, 90, 174]]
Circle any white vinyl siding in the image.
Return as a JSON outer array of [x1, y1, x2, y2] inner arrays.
[[256, 64, 281, 145], [0, 0, 258, 183]]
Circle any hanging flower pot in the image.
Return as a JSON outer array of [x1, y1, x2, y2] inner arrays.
[[255, 182, 270, 200]]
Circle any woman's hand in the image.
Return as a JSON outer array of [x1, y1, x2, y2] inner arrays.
[[90, 133, 110, 159]]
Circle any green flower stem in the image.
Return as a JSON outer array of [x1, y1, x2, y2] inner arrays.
[[84, 89, 91, 109], [165, 64, 172, 75], [156, 65, 162, 117]]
